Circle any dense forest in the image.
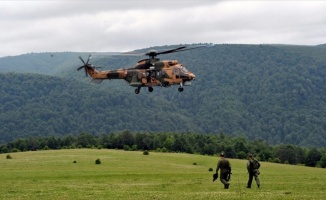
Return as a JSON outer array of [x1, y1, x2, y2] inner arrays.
[[1, 131, 326, 168], [0, 44, 325, 147]]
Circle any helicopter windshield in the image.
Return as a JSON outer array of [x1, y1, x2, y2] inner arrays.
[[180, 66, 188, 74]]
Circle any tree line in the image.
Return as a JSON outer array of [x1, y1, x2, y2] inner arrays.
[[1, 131, 325, 168]]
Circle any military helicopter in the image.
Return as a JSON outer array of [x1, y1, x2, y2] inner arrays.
[[77, 45, 209, 94]]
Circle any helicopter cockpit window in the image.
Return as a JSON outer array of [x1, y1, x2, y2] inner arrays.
[[180, 66, 188, 74]]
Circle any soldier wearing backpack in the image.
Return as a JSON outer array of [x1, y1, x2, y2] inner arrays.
[[246, 154, 260, 188]]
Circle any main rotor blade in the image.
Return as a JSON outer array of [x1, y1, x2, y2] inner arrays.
[[90, 52, 145, 59], [90, 44, 214, 58], [155, 46, 187, 55], [79, 56, 86, 64], [162, 44, 212, 54], [151, 44, 211, 56], [77, 66, 84, 71], [86, 54, 91, 65]]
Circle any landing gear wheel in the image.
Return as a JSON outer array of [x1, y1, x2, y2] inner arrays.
[[135, 88, 140, 94], [148, 87, 153, 92], [178, 87, 184, 92]]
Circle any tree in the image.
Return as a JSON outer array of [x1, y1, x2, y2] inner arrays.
[[119, 131, 135, 147], [305, 148, 322, 167], [224, 146, 236, 158], [163, 136, 175, 151], [26, 137, 39, 151], [77, 132, 97, 148], [62, 135, 76, 148], [317, 154, 326, 168], [135, 133, 152, 150], [233, 140, 249, 153], [172, 135, 187, 152], [47, 136, 59, 149], [274, 144, 297, 164], [202, 143, 215, 155]]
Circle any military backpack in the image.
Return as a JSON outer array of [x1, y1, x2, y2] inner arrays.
[[251, 159, 260, 169]]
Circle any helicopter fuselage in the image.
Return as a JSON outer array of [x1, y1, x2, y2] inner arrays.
[[87, 59, 196, 94]]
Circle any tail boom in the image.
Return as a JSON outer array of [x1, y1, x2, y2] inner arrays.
[[89, 69, 127, 80]]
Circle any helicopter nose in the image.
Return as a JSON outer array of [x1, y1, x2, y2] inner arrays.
[[189, 73, 196, 80]]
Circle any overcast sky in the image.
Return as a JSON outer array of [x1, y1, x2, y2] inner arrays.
[[1, 0, 326, 57]]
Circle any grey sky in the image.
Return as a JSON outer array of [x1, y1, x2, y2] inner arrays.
[[1, 0, 326, 57]]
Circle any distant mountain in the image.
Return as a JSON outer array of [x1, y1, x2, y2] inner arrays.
[[0, 44, 325, 147], [316, 43, 326, 48]]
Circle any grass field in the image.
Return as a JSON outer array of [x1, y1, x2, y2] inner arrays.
[[0, 149, 325, 200]]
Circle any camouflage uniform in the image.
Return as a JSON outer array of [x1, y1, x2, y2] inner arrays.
[[216, 154, 231, 189], [246, 155, 260, 188]]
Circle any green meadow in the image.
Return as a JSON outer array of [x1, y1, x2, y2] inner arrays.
[[0, 149, 325, 200]]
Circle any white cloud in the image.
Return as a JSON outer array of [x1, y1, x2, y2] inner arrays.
[[1, 0, 326, 57]]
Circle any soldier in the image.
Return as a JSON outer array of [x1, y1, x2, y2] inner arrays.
[[216, 153, 231, 189], [246, 154, 261, 188]]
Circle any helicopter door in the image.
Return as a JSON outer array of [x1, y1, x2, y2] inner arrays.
[[173, 68, 180, 79], [147, 71, 157, 83]]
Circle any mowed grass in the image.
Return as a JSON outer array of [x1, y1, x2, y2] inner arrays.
[[0, 149, 325, 200]]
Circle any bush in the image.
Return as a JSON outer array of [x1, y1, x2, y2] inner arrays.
[[6, 154, 12, 159], [95, 158, 101, 164], [193, 162, 197, 165], [317, 155, 326, 168], [73, 160, 77, 163], [143, 150, 149, 155], [123, 145, 131, 151], [131, 145, 138, 151], [209, 167, 213, 171], [237, 151, 247, 159], [11, 148, 20, 153], [1, 147, 9, 153]]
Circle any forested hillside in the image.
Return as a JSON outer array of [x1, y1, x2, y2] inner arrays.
[[0, 73, 201, 144], [0, 44, 325, 147]]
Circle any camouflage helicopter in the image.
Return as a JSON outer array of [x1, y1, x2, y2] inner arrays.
[[77, 45, 209, 94]]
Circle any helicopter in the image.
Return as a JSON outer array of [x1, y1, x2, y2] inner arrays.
[[77, 45, 210, 94]]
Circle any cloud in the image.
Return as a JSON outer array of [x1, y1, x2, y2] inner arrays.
[[1, 0, 326, 57]]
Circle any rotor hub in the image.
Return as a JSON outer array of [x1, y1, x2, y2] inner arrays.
[[146, 50, 158, 58]]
